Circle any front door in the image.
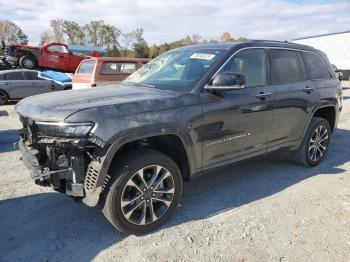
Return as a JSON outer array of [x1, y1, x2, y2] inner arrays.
[[199, 48, 274, 169], [3, 71, 31, 98], [41, 44, 69, 71]]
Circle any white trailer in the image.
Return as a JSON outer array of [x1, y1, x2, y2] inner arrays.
[[293, 31, 350, 80]]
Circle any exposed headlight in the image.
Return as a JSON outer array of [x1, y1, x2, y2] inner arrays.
[[35, 122, 94, 137]]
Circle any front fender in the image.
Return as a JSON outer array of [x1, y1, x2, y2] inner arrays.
[[82, 127, 198, 207]]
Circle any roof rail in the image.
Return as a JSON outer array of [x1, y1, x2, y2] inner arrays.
[[250, 39, 298, 44], [249, 39, 313, 47]]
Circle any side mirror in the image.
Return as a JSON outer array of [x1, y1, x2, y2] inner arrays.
[[205, 73, 246, 91], [337, 71, 343, 81], [331, 64, 343, 81], [332, 64, 339, 72]]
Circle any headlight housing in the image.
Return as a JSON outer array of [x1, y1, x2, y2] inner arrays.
[[35, 122, 94, 137]]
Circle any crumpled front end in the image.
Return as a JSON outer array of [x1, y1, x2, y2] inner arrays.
[[17, 115, 108, 205], [4, 45, 18, 64]]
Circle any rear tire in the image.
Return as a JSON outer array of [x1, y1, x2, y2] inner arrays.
[[101, 149, 182, 235], [19, 55, 37, 69], [0, 90, 8, 105], [291, 117, 331, 166]]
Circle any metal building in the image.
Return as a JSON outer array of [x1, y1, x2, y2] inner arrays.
[[293, 31, 350, 80]]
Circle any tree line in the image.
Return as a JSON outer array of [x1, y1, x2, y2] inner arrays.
[[0, 19, 249, 58]]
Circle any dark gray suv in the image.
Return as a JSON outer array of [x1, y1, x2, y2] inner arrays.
[[16, 40, 343, 235]]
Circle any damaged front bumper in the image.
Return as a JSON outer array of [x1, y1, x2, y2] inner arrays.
[[16, 115, 110, 207], [19, 139, 85, 197], [4, 55, 18, 64]]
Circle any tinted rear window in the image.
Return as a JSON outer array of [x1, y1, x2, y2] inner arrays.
[[77, 61, 96, 74], [269, 49, 307, 84], [303, 52, 332, 80], [26, 71, 41, 80], [4, 72, 25, 80], [101, 62, 137, 75]]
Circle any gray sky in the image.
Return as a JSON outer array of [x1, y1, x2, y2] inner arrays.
[[1, 0, 350, 45]]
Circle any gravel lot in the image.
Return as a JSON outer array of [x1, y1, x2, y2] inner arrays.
[[1, 84, 350, 262]]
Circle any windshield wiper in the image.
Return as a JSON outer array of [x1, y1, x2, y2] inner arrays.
[[135, 83, 157, 89], [123, 81, 157, 89]]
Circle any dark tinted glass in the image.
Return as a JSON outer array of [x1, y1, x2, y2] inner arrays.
[[303, 52, 332, 80], [270, 49, 307, 84], [26, 71, 41, 80], [221, 49, 266, 87], [5, 72, 25, 80]]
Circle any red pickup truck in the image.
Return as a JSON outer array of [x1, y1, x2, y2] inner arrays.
[[1, 42, 103, 73]]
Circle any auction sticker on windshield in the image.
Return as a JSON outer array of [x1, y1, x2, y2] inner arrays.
[[190, 53, 216, 60]]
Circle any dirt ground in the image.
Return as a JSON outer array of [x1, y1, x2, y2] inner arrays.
[[0, 84, 350, 262]]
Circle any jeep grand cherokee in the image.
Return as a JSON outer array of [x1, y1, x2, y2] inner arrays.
[[16, 40, 343, 235]]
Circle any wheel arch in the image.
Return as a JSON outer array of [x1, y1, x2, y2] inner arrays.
[[0, 89, 10, 100], [294, 104, 337, 151], [19, 53, 38, 67], [312, 105, 336, 131], [82, 132, 195, 207], [105, 133, 192, 181]]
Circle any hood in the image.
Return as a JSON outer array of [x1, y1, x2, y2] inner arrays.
[[16, 84, 193, 122], [11, 43, 39, 49]]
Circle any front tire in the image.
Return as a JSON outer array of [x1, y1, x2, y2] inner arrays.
[[0, 90, 8, 105], [19, 55, 37, 69], [291, 117, 331, 166], [101, 149, 182, 235]]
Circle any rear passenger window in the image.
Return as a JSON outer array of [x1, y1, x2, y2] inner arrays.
[[4, 72, 25, 80], [77, 61, 96, 74], [303, 52, 332, 80], [26, 71, 41, 80], [269, 49, 307, 84], [220, 49, 266, 87], [101, 62, 137, 75]]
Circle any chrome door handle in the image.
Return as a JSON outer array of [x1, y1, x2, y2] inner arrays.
[[255, 92, 272, 100], [303, 86, 314, 93]]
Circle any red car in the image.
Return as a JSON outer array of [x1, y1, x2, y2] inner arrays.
[[1, 41, 103, 73]]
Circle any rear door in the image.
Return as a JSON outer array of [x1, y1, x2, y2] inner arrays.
[[3, 71, 31, 98], [267, 49, 317, 151], [24, 71, 57, 96]]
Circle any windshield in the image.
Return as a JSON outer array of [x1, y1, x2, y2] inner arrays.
[[124, 48, 226, 92]]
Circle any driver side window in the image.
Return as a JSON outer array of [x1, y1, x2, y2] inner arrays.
[[47, 45, 69, 54], [220, 49, 267, 87]]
